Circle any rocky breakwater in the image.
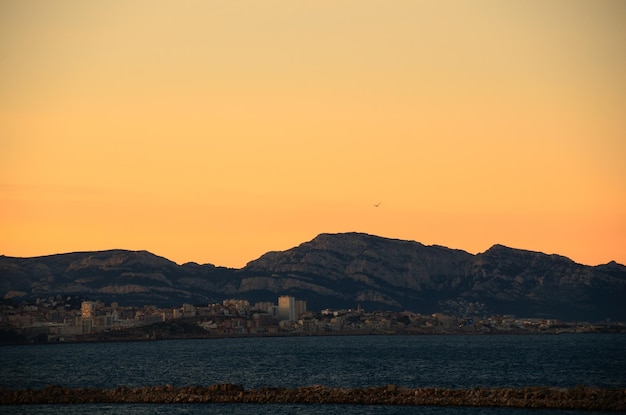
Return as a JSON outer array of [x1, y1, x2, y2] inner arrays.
[[1, 384, 624, 410]]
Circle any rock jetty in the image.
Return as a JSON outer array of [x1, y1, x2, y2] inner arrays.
[[1, 384, 624, 410]]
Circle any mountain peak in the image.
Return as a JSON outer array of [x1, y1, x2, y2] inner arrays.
[[1, 234, 625, 320]]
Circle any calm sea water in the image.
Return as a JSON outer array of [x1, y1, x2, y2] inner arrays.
[[1, 334, 624, 414]]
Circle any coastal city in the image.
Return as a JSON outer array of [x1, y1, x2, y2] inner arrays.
[[1, 295, 624, 344]]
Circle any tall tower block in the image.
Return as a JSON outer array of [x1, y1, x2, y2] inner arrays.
[[278, 295, 296, 321]]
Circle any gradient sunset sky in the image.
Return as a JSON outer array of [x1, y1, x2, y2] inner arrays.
[[2, 0, 625, 268]]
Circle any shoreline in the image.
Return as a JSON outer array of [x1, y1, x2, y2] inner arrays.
[[3, 324, 625, 347], [1, 384, 624, 410]]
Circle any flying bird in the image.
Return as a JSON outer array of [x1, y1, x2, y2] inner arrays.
[[374, 202, 381, 207]]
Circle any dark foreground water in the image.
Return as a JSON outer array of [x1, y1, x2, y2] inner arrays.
[[1, 334, 625, 414]]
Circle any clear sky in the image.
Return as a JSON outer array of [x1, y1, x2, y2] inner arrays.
[[1, 0, 625, 268]]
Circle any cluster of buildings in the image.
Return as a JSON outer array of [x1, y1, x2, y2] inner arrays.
[[0, 295, 307, 342], [1, 294, 622, 343], [246, 295, 307, 322]]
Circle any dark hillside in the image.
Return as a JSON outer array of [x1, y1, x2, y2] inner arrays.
[[1, 233, 625, 320]]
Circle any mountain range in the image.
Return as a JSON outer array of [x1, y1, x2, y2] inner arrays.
[[1, 232, 625, 321]]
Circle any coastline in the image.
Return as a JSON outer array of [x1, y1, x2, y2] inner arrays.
[[3, 324, 626, 347], [3, 322, 626, 346]]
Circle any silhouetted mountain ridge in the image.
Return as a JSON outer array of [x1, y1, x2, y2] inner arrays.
[[1, 232, 624, 321]]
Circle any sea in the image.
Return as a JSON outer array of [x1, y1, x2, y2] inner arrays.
[[1, 333, 624, 414]]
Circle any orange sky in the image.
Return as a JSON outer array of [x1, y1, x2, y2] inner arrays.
[[1, 0, 625, 268]]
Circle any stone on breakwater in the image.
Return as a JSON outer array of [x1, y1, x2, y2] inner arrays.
[[0, 384, 624, 410]]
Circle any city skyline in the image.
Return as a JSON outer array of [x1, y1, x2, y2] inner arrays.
[[3, 293, 622, 347]]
